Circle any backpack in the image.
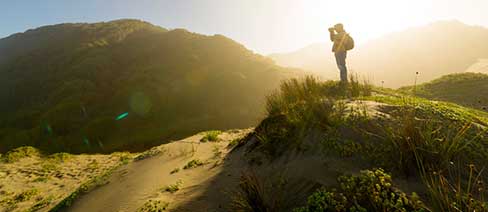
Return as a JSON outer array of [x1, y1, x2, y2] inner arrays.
[[344, 34, 354, 51]]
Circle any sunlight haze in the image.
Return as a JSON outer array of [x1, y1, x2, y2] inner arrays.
[[1, 0, 487, 54]]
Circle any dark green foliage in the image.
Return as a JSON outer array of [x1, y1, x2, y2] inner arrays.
[[47, 152, 72, 163], [134, 147, 163, 161], [400, 72, 488, 110], [2, 146, 40, 163], [137, 200, 169, 212], [164, 180, 183, 193], [14, 189, 39, 202], [294, 169, 426, 212], [183, 159, 204, 169], [230, 171, 302, 212], [0, 19, 298, 154], [170, 167, 180, 174]]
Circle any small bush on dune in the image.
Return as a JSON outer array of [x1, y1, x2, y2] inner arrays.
[[200, 131, 221, 142], [294, 169, 426, 212], [137, 199, 169, 211], [2, 146, 40, 163], [183, 159, 204, 169], [48, 152, 72, 163], [164, 180, 183, 193]]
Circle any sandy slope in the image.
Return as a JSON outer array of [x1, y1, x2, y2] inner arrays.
[[67, 130, 251, 212], [0, 152, 127, 212]]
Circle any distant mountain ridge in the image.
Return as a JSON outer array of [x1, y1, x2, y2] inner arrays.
[[270, 21, 488, 87], [0, 19, 299, 153]]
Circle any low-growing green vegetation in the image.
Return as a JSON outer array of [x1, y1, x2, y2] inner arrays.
[[183, 159, 204, 170], [294, 169, 425, 212], [169, 168, 180, 174], [241, 76, 488, 211], [111, 151, 133, 164], [137, 200, 169, 212], [135, 147, 164, 161], [200, 131, 222, 142], [47, 152, 72, 163], [29, 195, 55, 211], [1, 146, 40, 163], [164, 180, 183, 193], [0, 188, 40, 210]]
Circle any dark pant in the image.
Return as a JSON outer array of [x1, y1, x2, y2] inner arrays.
[[335, 51, 348, 82]]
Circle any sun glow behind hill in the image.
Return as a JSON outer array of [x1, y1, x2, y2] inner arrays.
[[2, 0, 488, 54]]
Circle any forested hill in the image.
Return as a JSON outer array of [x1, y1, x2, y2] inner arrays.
[[0, 19, 299, 153]]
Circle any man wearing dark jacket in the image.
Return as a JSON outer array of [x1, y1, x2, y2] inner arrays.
[[329, 23, 351, 83]]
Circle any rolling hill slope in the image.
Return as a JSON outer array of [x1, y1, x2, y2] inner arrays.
[[0, 19, 299, 153], [400, 72, 488, 110]]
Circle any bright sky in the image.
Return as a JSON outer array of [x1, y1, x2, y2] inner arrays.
[[1, 0, 487, 54]]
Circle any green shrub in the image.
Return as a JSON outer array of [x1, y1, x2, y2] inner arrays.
[[137, 200, 169, 212], [2, 146, 40, 163], [294, 169, 426, 212], [135, 147, 163, 161], [48, 152, 72, 163], [14, 189, 39, 202], [164, 180, 183, 193], [170, 168, 180, 174], [200, 131, 221, 142], [183, 159, 204, 169], [29, 195, 55, 211], [41, 162, 58, 174]]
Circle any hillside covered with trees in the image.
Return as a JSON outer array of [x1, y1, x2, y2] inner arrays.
[[0, 19, 299, 153]]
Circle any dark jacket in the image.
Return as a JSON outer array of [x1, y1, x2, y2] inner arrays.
[[330, 31, 348, 52]]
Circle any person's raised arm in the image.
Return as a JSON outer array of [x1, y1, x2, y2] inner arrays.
[[329, 28, 336, 42]]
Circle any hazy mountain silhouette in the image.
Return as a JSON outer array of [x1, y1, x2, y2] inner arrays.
[[0, 19, 299, 153], [270, 21, 488, 87]]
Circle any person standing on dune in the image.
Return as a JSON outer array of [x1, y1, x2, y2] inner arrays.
[[329, 23, 354, 83]]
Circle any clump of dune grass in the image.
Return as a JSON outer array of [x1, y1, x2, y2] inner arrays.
[[257, 76, 372, 157], [2, 146, 40, 163], [420, 164, 487, 212], [183, 159, 204, 169], [47, 152, 72, 163], [200, 130, 221, 142]]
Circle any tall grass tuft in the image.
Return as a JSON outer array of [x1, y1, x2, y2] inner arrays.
[[259, 76, 373, 157], [419, 164, 487, 211], [231, 171, 277, 212], [373, 99, 488, 211]]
